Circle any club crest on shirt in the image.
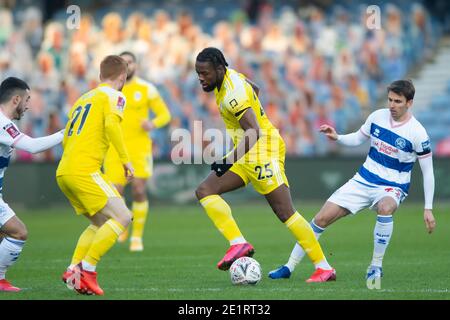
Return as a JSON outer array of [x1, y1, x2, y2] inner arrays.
[[395, 137, 406, 150], [373, 128, 380, 137], [4, 123, 20, 138]]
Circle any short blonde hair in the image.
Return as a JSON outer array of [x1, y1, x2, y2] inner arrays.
[[100, 55, 127, 81]]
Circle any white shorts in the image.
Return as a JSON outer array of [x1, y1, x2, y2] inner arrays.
[[0, 197, 15, 228], [327, 179, 406, 214]]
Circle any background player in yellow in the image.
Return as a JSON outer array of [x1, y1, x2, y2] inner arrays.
[[103, 51, 171, 252], [56, 55, 134, 296], [194, 47, 336, 282]]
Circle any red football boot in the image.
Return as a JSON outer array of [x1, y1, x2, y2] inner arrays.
[[306, 268, 336, 283], [77, 266, 104, 296], [62, 265, 84, 292], [217, 243, 255, 271], [0, 279, 20, 292], [62, 268, 74, 284]]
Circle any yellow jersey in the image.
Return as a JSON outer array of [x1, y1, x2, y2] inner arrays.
[[214, 68, 282, 161], [120, 77, 171, 144], [57, 84, 126, 176]]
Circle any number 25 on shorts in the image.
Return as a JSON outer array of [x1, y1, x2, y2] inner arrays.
[[254, 163, 273, 180]]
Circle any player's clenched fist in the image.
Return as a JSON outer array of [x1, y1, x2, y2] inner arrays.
[[424, 209, 436, 234], [123, 162, 134, 180]]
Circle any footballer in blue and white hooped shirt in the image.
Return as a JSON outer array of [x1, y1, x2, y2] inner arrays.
[[0, 77, 64, 292], [268, 80, 435, 284], [353, 107, 431, 201]]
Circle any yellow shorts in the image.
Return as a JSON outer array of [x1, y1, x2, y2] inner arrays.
[[230, 158, 289, 195], [104, 145, 153, 186], [228, 135, 289, 195], [56, 172, 121, 216]]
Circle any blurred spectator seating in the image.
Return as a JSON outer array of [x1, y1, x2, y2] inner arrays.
[[0, 0, 444, 160]]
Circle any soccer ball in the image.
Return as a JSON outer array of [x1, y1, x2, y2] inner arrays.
[[229, 257, 262, 285]]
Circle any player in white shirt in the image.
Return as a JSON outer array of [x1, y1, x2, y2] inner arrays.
[[0, 77, 64, 292], [269, 79, 436, 283]]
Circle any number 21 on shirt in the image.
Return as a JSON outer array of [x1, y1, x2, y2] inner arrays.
[[67, 103, 91, 136]]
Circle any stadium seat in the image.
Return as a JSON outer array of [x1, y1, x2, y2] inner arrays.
[[427, 125, 449, 145], [430, 95, 449, 112], [415, 110, 436, 126]]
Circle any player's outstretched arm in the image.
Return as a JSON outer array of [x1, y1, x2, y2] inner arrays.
[[13, 129, 64, 153], [418, 155, 435, 233], [321, 124, 369, 146]]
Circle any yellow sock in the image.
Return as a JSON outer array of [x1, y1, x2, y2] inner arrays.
[[84, 219, 125, 266], [199, 195, 243, 242], [71, 225, 98, 266], [118, 226, 129, 243], [131, 201, 149, 239], [285, 212, 326, 265]]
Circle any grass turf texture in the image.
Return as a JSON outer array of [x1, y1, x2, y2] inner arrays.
[[1, 202, 449, 300]]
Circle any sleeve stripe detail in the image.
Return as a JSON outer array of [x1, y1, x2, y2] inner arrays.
[[234, 107, 251, 117], [418, 152, 432, 159]]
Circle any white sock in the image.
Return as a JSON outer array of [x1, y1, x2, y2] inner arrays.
[[82, 260, 96, 272], [314, 259, 332, 271], [230, 236, 246, 245], [0, 237, 26, 280], [371, 215, 394, 268], [285, 220, 324, 272]]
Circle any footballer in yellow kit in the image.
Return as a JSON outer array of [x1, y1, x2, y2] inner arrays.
[[194, 48, 336, 283], [214, 67, 288, 194], [56, 55, 134, 296], [103, 51, 171, 251], [56, 83, 127, 214]]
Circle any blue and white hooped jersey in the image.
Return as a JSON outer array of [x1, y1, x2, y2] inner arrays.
[[353, 108, 431, 195], [0, 112, 24, 194]]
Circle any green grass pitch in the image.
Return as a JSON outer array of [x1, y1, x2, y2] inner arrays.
[[1, 201, 449, 300]]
